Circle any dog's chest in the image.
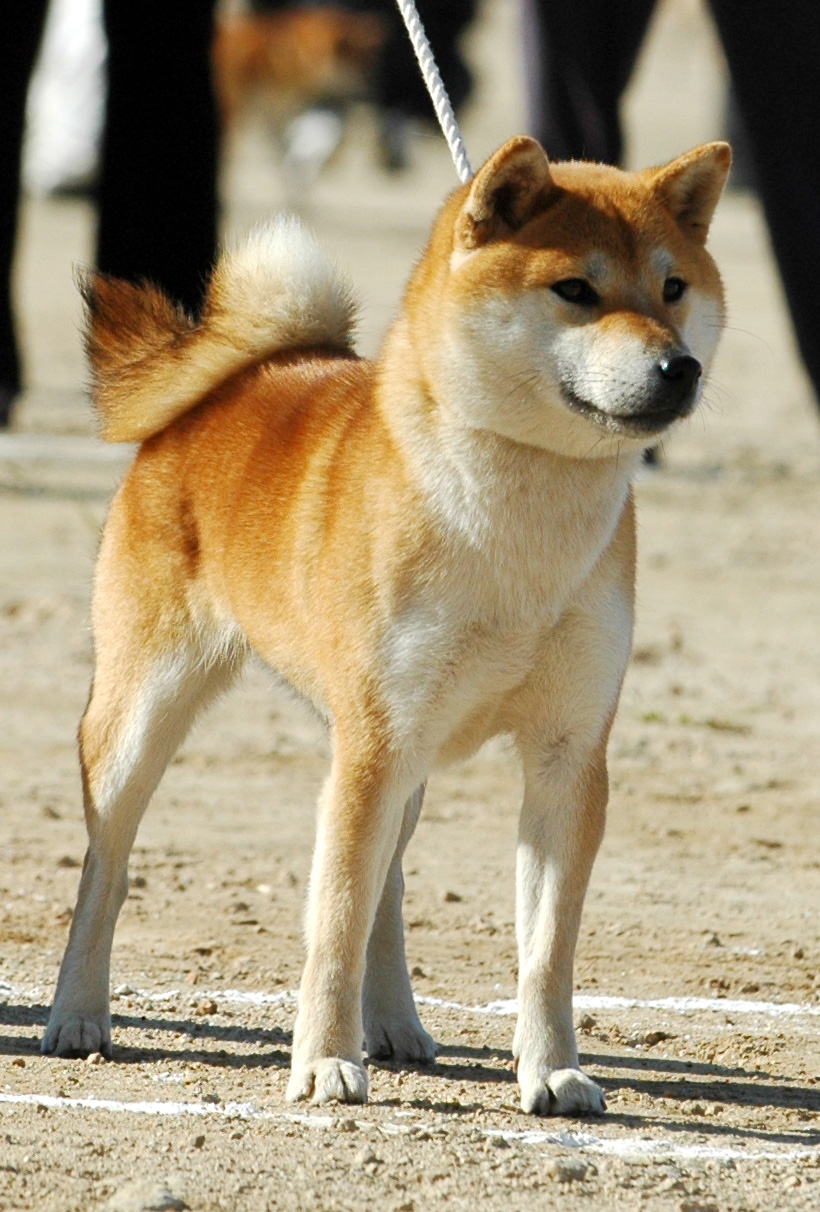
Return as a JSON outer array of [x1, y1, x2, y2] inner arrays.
[[380, 474, 628, 756], [380, 600, 540, 758]]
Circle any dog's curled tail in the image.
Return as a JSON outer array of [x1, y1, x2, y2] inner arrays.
[[83, 216, 357, 443]]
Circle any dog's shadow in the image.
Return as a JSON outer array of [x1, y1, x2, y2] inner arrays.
[[2, 1001, 818, 1144], [385, 1043, 820, 1143], [0, 1001, 290, 1070]]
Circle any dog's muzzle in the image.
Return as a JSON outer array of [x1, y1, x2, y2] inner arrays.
[[560, 350, 703, 439]]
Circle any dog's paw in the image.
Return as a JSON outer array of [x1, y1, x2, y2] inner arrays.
[[365, 1013, 437, 1065], [41, 1012, 112, 1059], [518, 1066, 606, 1117], [286, 1057, 369, 1105]]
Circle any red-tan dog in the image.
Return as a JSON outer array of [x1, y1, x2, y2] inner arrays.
[[42, 136, 730, 1115], [213, 6, 385, 128]]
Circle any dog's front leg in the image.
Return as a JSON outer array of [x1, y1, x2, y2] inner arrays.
[[513, 737, 608, 1116], [363, 783, 437, 1065], [510, 504, 634, 1116], [287, 752, 415, 1105]]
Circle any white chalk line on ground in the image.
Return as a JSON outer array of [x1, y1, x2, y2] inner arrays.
[[418, 993, 820, 1020], [0, 1091, 817, 1166], [121, 985, 820, 1021], [3, 980, 819, 1165], [3, 979, 820, 1021]]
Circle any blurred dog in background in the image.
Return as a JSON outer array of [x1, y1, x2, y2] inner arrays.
[[213, 4, 386, 181]]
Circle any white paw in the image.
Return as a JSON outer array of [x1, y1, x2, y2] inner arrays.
[[365, 1013, 437, 1065], [286, 1057, 369, 1105], [518, 1066, 606, 1117], [41, 1012, 112, 1059]]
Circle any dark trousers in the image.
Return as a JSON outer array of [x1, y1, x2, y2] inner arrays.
[[97, 0, 219, 315], [527, 0, 820, 406], [1, 0, 219, 400], [250, 0, 478, 121], [0, 0, 50, 394], [370, 0, 477, 120]]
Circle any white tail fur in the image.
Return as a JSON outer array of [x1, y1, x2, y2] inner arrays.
[[87, 216, 357, 443]]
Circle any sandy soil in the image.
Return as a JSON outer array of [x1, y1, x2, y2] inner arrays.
[[2, 2, 820, 1209]]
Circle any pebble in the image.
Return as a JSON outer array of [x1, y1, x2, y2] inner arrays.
[[354, 1147, 379, 1168], [641, 1030, 672, 1047], [658, 1177, 686, 1193], [106, 1180, 189, 1211], [85, 1051, 105, 1065], [543, 1157, 591, 1183]]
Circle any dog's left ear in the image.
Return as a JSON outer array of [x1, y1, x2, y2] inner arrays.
[[454, 136, 558, 252], [650, 142, 732, 242]]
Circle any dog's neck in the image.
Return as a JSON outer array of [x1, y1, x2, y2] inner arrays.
[[376, 316, 639, 615], [379, 316, 637, 517]]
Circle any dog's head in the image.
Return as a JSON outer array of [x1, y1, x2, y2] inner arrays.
[[410, 136, 731, 459]]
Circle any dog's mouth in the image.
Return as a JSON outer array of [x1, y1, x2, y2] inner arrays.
[[559, 383, 693, 439]]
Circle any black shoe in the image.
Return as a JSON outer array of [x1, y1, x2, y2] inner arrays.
[[378, 108, 412, 173], [0, 385, 18, 428]]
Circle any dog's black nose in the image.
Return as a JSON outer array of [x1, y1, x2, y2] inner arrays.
[[657, 354, 702, 396], [634, 353, 703, 430]]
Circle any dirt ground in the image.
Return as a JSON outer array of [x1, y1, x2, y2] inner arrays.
[[2, 2, 820, 1209]]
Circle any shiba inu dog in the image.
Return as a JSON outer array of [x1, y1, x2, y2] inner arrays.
[[42, 136, 730, 1115], [213, 7, 385, 130]]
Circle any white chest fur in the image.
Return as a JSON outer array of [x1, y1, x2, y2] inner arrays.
[[379, 436, 636, 762]]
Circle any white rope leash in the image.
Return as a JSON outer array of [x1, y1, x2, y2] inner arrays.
[[394, 0, 473, 183]]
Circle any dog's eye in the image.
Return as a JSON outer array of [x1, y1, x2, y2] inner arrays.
[[551, 278, 600, 307], [663, 277, 687, 303]]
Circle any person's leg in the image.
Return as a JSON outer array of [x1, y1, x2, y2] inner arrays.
[[710, 0, 820, 408], [371, 0, 477, 170], [97, 0, 219, 316], [526, 0, 656, 164], [0, 0, 50, 421]]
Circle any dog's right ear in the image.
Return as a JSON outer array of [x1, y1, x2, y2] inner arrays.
[[454, 136, 558, 252]]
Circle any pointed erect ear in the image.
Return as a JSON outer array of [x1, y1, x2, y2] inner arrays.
[[454, 136, 558, 252], [650, 142, 732, 242]]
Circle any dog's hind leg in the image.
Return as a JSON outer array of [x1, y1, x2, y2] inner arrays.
[[42, 516, 242, 1058], [43, 644, 239, 1058], [363, 783, 437, 1065]]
